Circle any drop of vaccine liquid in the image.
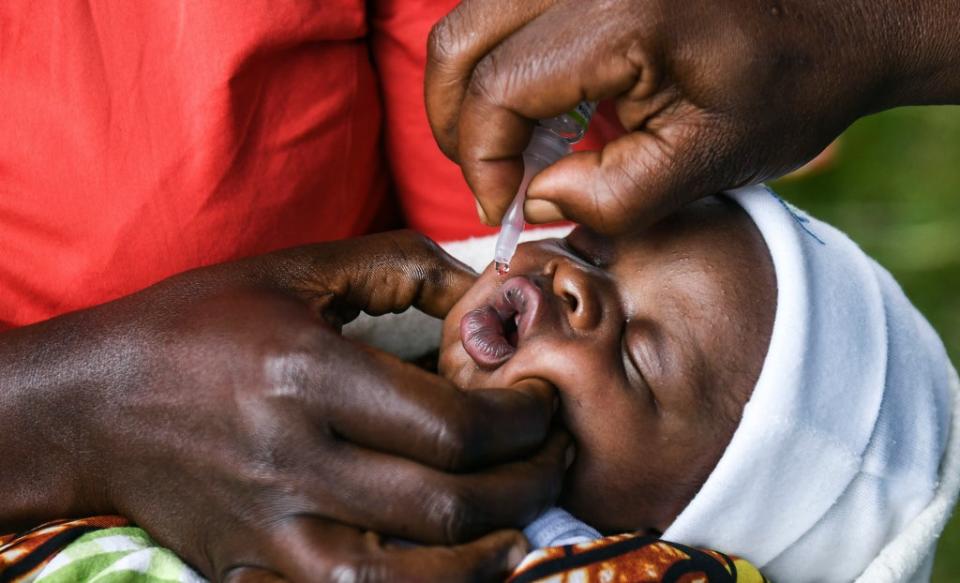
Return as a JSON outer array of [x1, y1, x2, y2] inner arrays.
[[495, 261, 510, 276]]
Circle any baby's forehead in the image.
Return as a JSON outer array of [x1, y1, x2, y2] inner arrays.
[[609, 196, 768, 280]]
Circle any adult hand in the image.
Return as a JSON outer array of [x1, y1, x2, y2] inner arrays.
[[0, 231, 567, 582], [426, 0, 959, 233]]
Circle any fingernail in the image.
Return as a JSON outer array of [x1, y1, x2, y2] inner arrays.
[[565, 444, 576, 469], [523, 199, 564, 224], [507, 544, 528, 570], [475, 200, 492, 225]]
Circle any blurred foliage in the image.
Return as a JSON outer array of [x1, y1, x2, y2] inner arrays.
[[771, 105, 960, 581]]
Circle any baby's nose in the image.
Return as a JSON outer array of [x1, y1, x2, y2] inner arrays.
[[547, 258, 604, 332]]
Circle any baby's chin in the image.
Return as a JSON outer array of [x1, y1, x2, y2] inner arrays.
[[558, 455, 694, 535]]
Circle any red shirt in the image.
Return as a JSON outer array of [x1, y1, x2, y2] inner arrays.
[[0, 1, 388, 328], [0, 0, 620, 329]]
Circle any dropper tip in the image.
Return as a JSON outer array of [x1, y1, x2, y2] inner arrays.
[[495, 261, 510, 277]]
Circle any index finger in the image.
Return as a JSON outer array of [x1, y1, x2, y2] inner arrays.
[[262, 231, 478, 322], [457, 3, 655, 224], [525, 112, 751, 233], [305, 328, 556, 471], [425, 0, 559, 161], [347, 231, 478, 320], [295, 426, 569, 544]]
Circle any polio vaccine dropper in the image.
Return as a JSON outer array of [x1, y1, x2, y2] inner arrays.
[[493, 101, 597, 276]]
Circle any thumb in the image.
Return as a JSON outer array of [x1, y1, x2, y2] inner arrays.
[[525, 123, 735, 234], [371, 231, 479, 319], [412, 245, 479, 320]]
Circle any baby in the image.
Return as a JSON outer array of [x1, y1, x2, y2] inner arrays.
[[429, 185, 957, 582], [443, 194, 775, 535]]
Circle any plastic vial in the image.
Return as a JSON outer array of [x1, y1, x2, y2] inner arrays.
[[538, 101, 597, 143], [493, 102, 596, 276]]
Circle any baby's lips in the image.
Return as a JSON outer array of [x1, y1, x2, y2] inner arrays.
[[494, 276, 545, 343], [460, 305, 515, 369]]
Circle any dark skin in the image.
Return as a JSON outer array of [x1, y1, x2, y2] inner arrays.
[[0, 231, 569, 582], [440, 197, 776, 533], [425, 0, 960, 232]]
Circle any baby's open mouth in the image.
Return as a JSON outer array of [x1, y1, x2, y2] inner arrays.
[[460, 276, 543, 369]]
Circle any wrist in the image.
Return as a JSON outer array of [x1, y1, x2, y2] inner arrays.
[[0, 311, 117, 528]]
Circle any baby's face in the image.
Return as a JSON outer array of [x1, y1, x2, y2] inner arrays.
[[440, 197, 775, 534]]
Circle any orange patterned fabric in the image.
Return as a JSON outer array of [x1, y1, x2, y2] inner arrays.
[[509, 532, 769, 583], [4, 518, 769, 583], [0, 516, 128, 581]]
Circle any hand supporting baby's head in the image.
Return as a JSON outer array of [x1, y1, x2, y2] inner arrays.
[[439, 195, 776, 533]]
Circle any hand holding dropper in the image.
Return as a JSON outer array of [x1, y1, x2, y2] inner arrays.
[[493, 102, 597, 276]]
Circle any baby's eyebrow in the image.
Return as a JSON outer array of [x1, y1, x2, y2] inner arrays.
[[563, 229, 614, 267], [558, 237, 590, 261]]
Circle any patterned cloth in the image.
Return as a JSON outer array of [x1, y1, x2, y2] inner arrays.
[[0, 518, 202, 583], [3, 518, 766, 582], [0, 517, 129, 582], [509, 532, 769, 583]]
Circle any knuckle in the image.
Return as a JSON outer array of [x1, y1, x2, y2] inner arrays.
[[431, 412, 482, 471], [326, 557, 369, 583], [432, 422, 468, 471], [426, 3, 490, 73], [382, 229, 445, 292], [259, 344, 316, 401], [467, 53, 506, 105], [427, 2, 484, 76], [426, 14, 466, 70], [262, 534, 379, 583], [238, 350, 333, 476], [331, 560, 410, 583], [393, 229, 436, 258], [429, 487, 484, 543]]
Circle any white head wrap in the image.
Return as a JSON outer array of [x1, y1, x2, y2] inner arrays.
[[663, 185, 957, 582]]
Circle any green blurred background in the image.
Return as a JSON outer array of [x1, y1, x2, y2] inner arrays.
[[769, 105, 960, 580]]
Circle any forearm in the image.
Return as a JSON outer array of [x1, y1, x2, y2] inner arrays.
[[0, 310, 113, 530]]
